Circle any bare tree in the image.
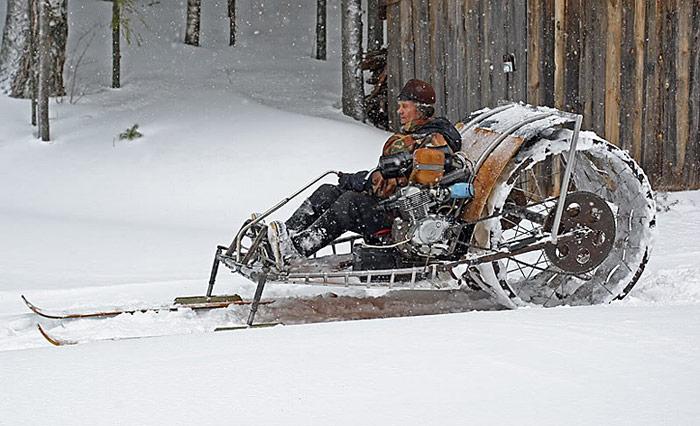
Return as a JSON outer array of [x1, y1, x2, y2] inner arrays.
[[228, 0, 236, 46], [315, 0, 326, 60], [0, 0, 67, 98], [341, 0, 364, 120], [28, 0, 38, 125], [112, 0, 120, 88], [37, 0, 50, 141], [184, 0, 201, 46], [367, 0, 383, 52]]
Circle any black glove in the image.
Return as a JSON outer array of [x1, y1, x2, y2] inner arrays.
[[338, 170, 369, 192]]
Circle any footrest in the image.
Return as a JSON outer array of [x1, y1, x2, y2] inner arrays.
[[174, 294, 243, 305], [214, 322, 281, 331]]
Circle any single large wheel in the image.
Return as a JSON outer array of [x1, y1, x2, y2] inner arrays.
[[469, 130, 656, 307]]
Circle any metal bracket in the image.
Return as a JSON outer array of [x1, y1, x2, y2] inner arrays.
[[550, 114, 583, 245]]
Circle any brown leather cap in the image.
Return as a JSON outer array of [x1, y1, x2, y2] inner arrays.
[[398, 79, 436, 105]]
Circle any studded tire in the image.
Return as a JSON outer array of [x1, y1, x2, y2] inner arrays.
[[468, 130, 656, 307]]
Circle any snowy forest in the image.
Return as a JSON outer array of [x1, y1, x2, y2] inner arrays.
[[0, 1, 698, 424]]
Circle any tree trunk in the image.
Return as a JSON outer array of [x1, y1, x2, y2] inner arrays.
[[28, 0, 37, 125], [228, 0, 236, 46], [112, 0, 120, 88], [315, 0, 326, 60], [38, 0, 50, 141], [184, 0, 201, 46], [0, 0, 66, 98], [341, 0, 364, 120], [367, 0, 383, 52]]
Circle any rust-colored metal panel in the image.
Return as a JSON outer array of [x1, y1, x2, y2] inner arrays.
[[461, 128, 525, 222]]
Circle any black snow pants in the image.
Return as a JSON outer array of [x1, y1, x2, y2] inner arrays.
[[286, 184, 391, 256]]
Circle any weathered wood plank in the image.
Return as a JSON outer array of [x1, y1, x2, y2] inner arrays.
[[491, 0, 508, 103], [541, 0, 556, 107], [630, 0, 647, 163], [429, 0, 447, 116], [675, 0, 692, 178], [527, 0, 543, 104], [446, 0, 467, 121], [661, 1, 678, 188], [642, 0, 664, 187], [412, 0, 431, 81], [480, 0, 494, 107], [503, 0, 514, 101], [566, 0, 582, 112], [540, 0, 557, 193], [688, 0, 700, 186], [605, 0, 622, 146], [454, 0, 468, 118], [386, 2, 402, 130], [618, 0, 636, 153], [593, 0, 608, 136], [399, 0, 415, 82], [553, 0, 565, 109], [464, 0, 482, 116], [578, 0, 594, 128], [445, 0, 460, 120], [510, 0, 528, 102]]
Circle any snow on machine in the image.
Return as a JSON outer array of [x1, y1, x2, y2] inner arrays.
[[208, 102, 656, 326]]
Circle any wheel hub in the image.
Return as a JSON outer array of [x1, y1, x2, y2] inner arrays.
[[543, 191, 616, 274]]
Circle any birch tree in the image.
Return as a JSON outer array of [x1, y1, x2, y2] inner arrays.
[[184, 0, 201, 46], [341, 0, 364, 120], [0, 0, 67, 98]]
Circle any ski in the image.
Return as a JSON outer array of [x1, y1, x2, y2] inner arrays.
[[36, 322, 282, 346], [22, 294, 274, 320], [36, 324, 180, 346]]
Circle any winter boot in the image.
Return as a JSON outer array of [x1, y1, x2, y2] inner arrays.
[[267, 221, 303, 270]]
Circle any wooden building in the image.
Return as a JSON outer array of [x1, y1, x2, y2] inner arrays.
[[384, 0, 700, 190]]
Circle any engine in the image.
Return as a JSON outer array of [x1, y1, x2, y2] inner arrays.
[[384, 185, 466, 257]]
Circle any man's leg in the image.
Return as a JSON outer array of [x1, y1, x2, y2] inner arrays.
[[285, 184, 343, 233], [292, 191, 390, 256]]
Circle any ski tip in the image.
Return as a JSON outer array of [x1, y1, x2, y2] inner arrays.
[[36, 324, 79, 347], [21, 294, 38, 310], [21, 294, 37, 310], [36, 324, 62, 346]]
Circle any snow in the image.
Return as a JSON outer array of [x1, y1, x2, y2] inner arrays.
[[1, 1, 699, 424], [3, 304, 700, 425]]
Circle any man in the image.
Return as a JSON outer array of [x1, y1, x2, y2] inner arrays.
[[267, 79, 462, 269]]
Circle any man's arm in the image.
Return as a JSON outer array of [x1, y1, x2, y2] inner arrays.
[[338, 170, 371, 192]]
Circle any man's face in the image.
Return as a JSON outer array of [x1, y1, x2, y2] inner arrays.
[[398, 100, 421, 126]]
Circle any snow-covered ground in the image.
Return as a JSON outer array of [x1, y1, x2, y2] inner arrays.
[[1, 1, 699, 424]]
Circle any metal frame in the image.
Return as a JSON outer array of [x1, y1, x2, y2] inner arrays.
[[225, 170, 340, 259], [550, 115, 583, 244]]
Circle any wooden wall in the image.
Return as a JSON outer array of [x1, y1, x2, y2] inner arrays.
[[385, 0, 700, 190]]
